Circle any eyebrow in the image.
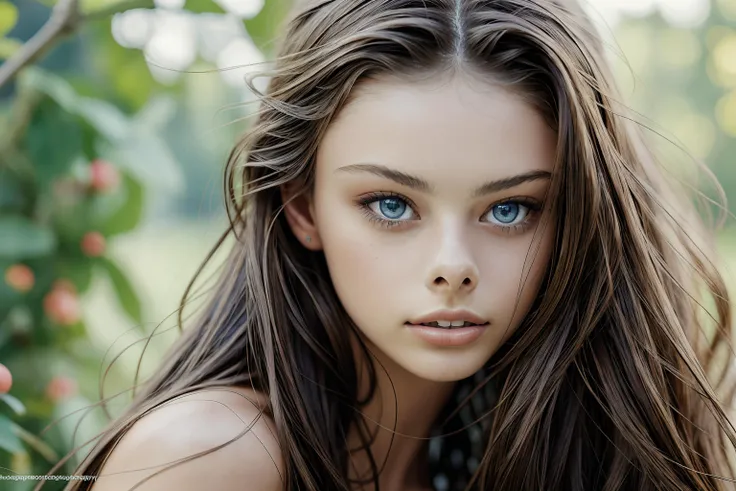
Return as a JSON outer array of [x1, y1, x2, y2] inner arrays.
[[335, 163, 552, 198]]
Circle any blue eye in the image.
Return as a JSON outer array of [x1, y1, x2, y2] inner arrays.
[[357, 192, 541, 232], [487, 202, 529, 226], [369, 197, 414, 220], [379, 198, 405, 218]]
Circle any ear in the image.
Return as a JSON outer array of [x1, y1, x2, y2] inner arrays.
[[281, 183, 322, 251]]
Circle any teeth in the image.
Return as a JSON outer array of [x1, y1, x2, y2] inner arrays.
[[417, 320, 481, 329]]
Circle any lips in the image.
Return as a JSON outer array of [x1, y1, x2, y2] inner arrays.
[[406, 309, 489, 328], [405, 320, 489, 346], [411, 320, 489, 329]]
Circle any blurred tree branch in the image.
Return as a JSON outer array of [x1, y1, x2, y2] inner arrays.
[[0, 0, 155, 89]]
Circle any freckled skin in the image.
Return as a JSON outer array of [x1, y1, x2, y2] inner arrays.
[[288, 72, 557, 383]]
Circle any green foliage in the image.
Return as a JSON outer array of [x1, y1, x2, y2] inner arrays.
[[0, 36, 21, 59], [94, 173, 145, 236], [0, 217, 57, 260], [0, 394, 26, 416], [613, 2, 736, 214], [0, 0, 21, 60], [0, 0, 296, 479], [0, 1, 18, 37], [97, 257, 143, 325], [245, 0, 293, 55], [185, 0, 226, 14], [0, 415, 23, 454], [24, 100, 84, 189], [0, 395, 30, 458], [0, 64, 176, 482], [89, 21, 159, 111]]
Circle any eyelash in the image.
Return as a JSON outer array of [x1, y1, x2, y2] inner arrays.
[[356, 191, 543, 234]]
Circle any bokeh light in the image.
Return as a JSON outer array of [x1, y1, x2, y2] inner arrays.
[[658, 0, 711, 28], [712, 32, 736, 84], [659, 29, 702, 68], [716, 0, 736, 21], [716, 89, 736, 137]]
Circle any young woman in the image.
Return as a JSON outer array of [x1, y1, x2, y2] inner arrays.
[[53, 0, 736, 489]]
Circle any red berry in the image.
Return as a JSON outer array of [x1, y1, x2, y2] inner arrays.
[[89, 159, 120, 193], [45, 376, 77, 402], [43, 288, 81, 326], [81, 232, 106, 257], [4, 264, 34, 293], [0, 363, 12, 394]]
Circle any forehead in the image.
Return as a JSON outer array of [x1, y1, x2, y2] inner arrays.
[[317, 72, 558, 181]]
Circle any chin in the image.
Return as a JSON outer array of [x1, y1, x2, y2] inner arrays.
[[396, 350, 494, 383], [354, 328, 498, 383]]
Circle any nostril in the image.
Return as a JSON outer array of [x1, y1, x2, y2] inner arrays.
[[432, 277, 474, 287]]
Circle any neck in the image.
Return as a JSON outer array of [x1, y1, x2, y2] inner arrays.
[[347, 333, 456, 491]]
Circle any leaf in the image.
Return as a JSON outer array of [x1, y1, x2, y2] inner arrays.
[[20, 398, 53, 419], [55, 256, 94, 293], [118, 133, 185, 192], [79, 0, 133, 15], [0, 36, 21, 59], [0, 394, 26, 416], [96, 135, 184, 194], [91, 22, 157, 110], [11, 423, 58, 462], [21, 67, 132, 141], [185, 0, 226, 14], [0, 2, 18, 37], [97, 172, 144, 236], [22, 70, 182, 192], [84, 184, 128, 227], [0, 322, 11, 348], [1, 305, 32, 338], [244, 0, 293, 53], [97, 256, 143, 324], [0, 169, 26, 211], [0, 414, 23, 454], [0, 216, 57, 260], [21, 68, 80, 113], [24, 99, 84, 187], [133, 95, 176, 132], [10, 450, 31, 475], [74, 97, 132, 142]]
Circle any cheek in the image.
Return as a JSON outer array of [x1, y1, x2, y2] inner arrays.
[[489, 232, 554, 329], [315, 200, 411, 316]]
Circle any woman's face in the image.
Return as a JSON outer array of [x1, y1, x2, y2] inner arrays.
[[286, 71, 557, 382]]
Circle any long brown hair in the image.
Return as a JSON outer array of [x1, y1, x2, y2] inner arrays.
[[53, 0, 736, 489]]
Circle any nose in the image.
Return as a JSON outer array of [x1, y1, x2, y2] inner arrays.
[[427, 267, 478, 296], [425, 229, 479, 296]]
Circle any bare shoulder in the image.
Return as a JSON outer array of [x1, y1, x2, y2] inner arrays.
[[91, 386, 283, 491]]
